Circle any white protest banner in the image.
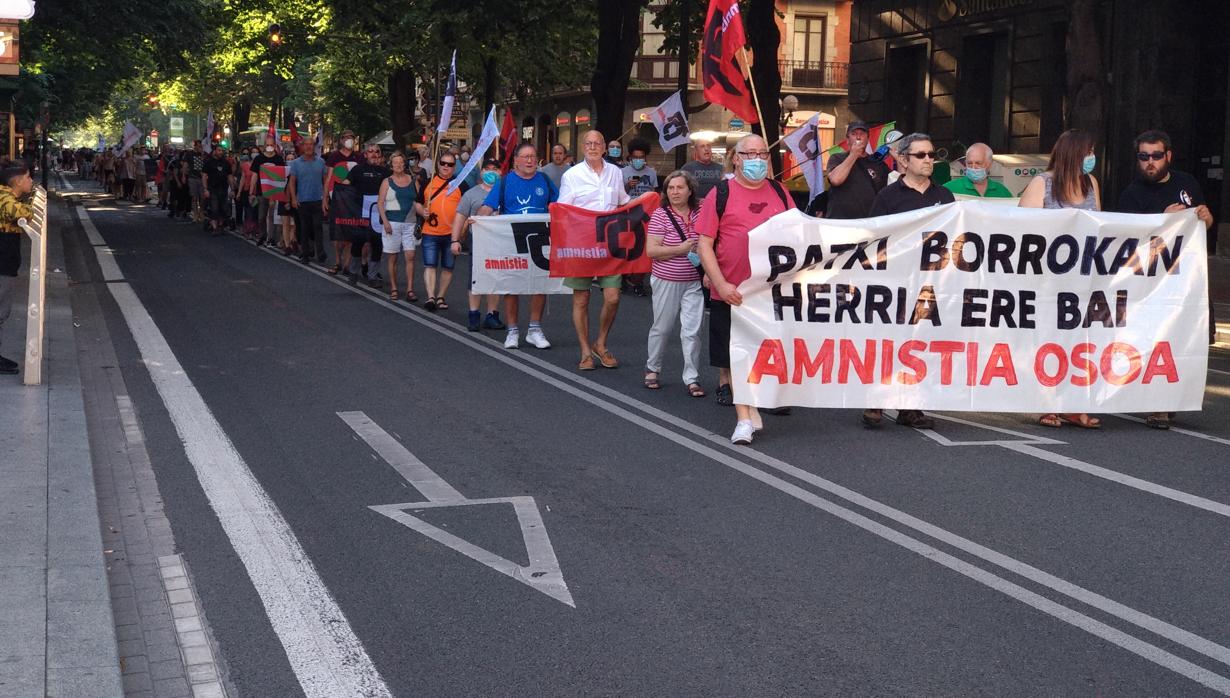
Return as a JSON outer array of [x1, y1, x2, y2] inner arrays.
[[731, 202, 1208, 412], [648, 91, 691, 153], [954, 193, 1020, 205], [470, 214, 568, 295]]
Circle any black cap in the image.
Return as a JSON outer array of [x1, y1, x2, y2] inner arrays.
[[482, 157, 501, 169], [846, 121, 870, 134]]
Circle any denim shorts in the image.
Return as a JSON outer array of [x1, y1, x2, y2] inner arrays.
[[419, 234, 455, 270]]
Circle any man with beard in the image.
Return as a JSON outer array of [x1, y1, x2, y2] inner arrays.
[[1117, 129, 1215, 430]]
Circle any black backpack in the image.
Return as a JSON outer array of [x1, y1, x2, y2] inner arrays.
[[714, 177, 792, 219]]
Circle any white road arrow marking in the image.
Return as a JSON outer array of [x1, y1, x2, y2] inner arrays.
[[338, 411, 575, 607]]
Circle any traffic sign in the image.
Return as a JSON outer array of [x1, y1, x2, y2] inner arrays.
[[729, 118, 745, 131]]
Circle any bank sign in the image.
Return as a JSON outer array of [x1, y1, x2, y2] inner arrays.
[[936, 0, 1035, 22]]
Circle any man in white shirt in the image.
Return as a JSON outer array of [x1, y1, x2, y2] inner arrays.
[[557, 129, 631, 371]]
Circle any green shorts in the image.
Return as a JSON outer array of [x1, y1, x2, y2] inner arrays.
[[563, 274, 623, 291]]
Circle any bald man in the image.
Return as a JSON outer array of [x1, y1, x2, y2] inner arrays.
[[943, 142, 1014, 198]]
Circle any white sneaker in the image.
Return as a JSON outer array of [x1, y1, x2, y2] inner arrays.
[[525, 327, 551, 349], [503, 331, 520, 349], [749, 409, 763, 432], [731, 420, 755, 445]]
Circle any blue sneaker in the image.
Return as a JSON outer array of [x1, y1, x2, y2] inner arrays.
[[467, 310, 481, 332], [483, 312, 506, 330]]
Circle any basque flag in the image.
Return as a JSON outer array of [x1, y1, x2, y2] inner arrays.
[[702, 0, 758, 124], [437, 50, 457, 134]]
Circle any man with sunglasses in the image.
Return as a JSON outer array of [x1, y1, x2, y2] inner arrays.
[[344, 145, 391, 286], [825, 121, 890, 219], [1117, 129, 1216, 429], [863, 133, 954, 430]]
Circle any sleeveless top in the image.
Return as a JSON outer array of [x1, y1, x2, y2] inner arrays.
[[383, 176, 416, 222], [1040, 171, 1096, 210]]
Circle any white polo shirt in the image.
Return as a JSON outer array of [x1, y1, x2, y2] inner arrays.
[[558, 158, 631, 212]]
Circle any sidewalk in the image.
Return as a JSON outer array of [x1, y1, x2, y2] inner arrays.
[[0, 189, 122, 695]]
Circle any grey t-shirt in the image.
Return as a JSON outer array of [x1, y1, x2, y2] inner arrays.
[[540, 162, 569, 188], [682, 160, 725, 198], [622, 164, 659, 197], [458, 183, 491, 220]]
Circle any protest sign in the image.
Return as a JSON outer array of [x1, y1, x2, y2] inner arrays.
[[547, 193, 660, 278], [471, 214, 568, 295], [731, 202, 1208, 412]]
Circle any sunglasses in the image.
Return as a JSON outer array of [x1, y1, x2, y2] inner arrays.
[[438, 161, 456, 167], [905, 151, 937, 160], [1136, 152, 1166, 161]]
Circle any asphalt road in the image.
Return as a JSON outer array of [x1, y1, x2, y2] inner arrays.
[[65, 189, 1230, 697]]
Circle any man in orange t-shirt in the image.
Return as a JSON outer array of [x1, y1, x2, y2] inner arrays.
[[419, 154, 464, 311]]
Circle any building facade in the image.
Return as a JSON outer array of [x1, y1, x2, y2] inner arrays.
[[515, 0, 854, 173], [846, 0, 1230, 248]]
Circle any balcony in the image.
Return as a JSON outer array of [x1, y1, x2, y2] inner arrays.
[[781, 60, 848, 91], [628, 56, 849, 92]]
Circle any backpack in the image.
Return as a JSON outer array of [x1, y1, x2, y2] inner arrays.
[[714, 177, 791, 219]]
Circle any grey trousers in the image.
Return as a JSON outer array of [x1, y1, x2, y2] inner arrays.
[[0, 274, 15, 354], [646, 275, 704, 385], [256, 197, 276, 242]]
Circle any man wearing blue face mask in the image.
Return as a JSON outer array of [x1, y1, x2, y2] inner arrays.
[[944, 142, 1013, 198], [622, 138, 659, 197]]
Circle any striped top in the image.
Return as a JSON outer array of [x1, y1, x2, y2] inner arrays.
[[647, 206, 701, 282]]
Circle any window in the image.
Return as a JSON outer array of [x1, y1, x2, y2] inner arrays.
[[793, 15, 827, 65]]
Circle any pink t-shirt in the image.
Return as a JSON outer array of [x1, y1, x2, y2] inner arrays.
[[696, 180, 791, 286], [647, 206, 701, 282]]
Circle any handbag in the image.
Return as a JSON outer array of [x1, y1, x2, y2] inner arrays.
[[663, 207, 703, 277]]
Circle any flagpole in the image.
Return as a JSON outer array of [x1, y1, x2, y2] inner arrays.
[[739, 47, 767, 138]]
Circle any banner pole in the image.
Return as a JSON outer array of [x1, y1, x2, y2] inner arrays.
[[739, 46, 767, 136]]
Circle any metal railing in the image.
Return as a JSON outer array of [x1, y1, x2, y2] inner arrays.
[[780, 60, 848, 90], [17, 186, 48, 386]]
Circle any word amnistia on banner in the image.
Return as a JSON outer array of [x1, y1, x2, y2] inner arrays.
[[471, 213, 568, 295], [730, 203, 1208, 412]]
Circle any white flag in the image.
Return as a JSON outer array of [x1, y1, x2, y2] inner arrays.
[[314, 127, 324, 157], [119, 121, 143, 155], [648, 91, 690, 153], [449, 106, 498, 194], [782, 113, 824, 202], [437, 50, 457, 134]]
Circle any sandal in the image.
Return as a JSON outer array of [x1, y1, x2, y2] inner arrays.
[[862, 408, 883, 428], [405, 290, 418, 303], [1059, 413, 1101, 429], [424, 297, 437, 312], [389, 289, 399, 301], [436, 298, 449, 310], [327, 264, 342, 275], [578, 355, 596, 371], [591, 347, 619, 369], [715, 384, 733, 406], [1145, 412, 1171, 430], [687, 383, 706, 398], [643, 372, 661, 390], [1039, 413, 1063, 428]]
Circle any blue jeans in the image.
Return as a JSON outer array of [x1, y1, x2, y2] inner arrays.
[[420, 235, 455, 270]]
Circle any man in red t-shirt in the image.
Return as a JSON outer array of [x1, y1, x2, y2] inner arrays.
[[696, 134, 792, 445]]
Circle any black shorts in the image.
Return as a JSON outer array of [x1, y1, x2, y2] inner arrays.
[[708, 299, 730, 369], [208, 188, 230, 220]]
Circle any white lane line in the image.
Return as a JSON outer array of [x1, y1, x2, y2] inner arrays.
[[82, 207, 391, 697], [75, 202, 107, 246], [1002, 442, 1230, 518], [1210, 367, 1230, 377], [223, 220, 1230, 682], [340, 411, 465, 502], [1112, 414, 1230, 448]]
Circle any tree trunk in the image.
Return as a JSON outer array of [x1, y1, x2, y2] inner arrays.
[[482, 55, 498, 124], [746, 0, 783, 178], [1065, 0, 1105, 147], [591, 0, 645, 143], [281, 105, 296, 134], [232, 98, 251, 143], [388, 67, 417, 149]]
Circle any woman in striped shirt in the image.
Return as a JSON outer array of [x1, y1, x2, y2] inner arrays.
[[644, 170, 706, 397]]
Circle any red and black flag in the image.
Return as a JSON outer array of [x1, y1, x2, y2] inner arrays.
[[498, 108, 518, 175], [702, 0, 758, 124]]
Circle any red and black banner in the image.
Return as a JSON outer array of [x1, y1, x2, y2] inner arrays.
[[547, 193, 661, 278]]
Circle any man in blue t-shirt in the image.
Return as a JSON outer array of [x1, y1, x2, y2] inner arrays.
[[477, 142, 558, 350], [286, 141, 329, 264]]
